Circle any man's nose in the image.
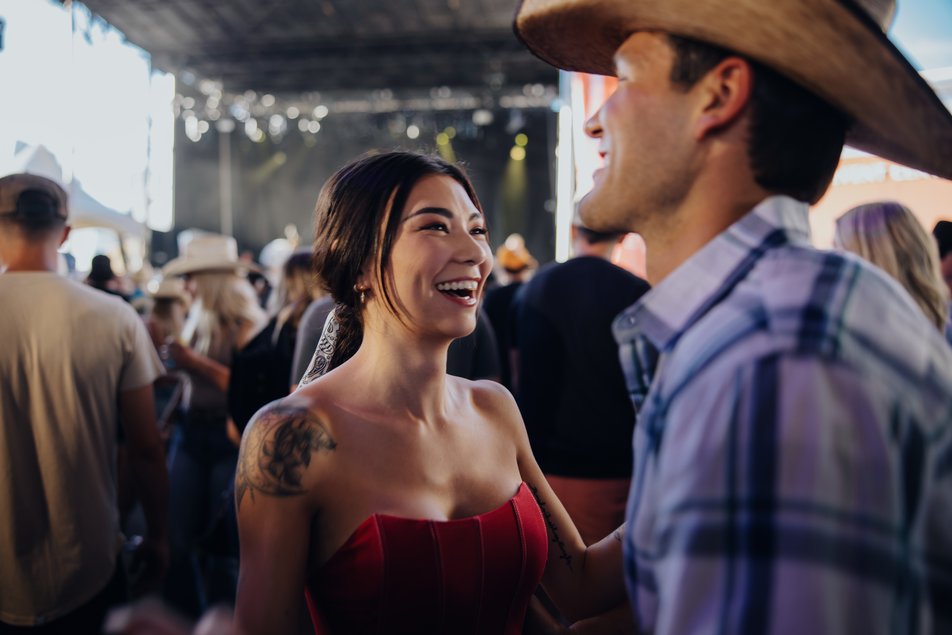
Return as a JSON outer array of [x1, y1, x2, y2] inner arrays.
[[584, 108, 604, 138]]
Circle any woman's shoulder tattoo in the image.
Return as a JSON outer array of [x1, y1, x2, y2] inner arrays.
[[235, 404, 337, 510]]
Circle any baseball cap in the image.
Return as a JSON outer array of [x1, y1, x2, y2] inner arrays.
[[0, 173, 68, 223]]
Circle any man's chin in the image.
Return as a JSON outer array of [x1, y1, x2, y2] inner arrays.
[[578, 191, 629, 234]]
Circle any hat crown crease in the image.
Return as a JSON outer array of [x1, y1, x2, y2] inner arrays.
[[858, 0, 896, 30]]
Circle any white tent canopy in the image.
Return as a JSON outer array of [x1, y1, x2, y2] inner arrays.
[[9, 144, 146, 239]]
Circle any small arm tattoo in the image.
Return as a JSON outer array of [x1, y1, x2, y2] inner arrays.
[[529, 484, 573, 571], [236, 405, 337, 510]]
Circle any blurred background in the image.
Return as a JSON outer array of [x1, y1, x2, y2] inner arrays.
[[0, 0, 950, 280]]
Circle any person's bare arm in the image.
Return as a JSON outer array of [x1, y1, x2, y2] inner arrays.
[[479, 381, 628, 623], [523, 455, 628, 621], [235, 402, 336, 635], [168, 342, 231, 393], [119, 383, 170, 594]]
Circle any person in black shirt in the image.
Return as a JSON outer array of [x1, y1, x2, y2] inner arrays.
[[511, 222, 648, 544], [483, 234, 537, 388]]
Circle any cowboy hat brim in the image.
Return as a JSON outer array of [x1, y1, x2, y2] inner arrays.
[[162, 256, 254, 278], [514, 0, 952, 180]]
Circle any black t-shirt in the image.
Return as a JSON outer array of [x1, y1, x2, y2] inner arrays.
[[447, 310, 501, 381], [512, 257, 650, 478], [482, 282, 523, 389]]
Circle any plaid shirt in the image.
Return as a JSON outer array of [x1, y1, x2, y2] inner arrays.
[[615, 196, 952, 634]]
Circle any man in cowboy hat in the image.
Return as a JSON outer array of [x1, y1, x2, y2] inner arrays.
[[515, 0, 952, 632], [0, 173, 169, 631]]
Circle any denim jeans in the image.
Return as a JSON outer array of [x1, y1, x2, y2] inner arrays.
[[162, 410, 238, 618]]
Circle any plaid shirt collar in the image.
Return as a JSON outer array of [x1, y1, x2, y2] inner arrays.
[[612, 196, 811, 408], [614, 195, 811, 354]]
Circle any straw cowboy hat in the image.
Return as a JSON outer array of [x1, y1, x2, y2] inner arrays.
[[496, 233, 538, 273], [162, 234, 251, 277], [150, 277, 189, 302], [514, 0, 952, 180]]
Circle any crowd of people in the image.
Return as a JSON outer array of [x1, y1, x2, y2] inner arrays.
[[2, 0, 952, 633]]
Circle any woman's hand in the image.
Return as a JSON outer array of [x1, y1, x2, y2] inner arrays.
[[167, 340, 196, 371]]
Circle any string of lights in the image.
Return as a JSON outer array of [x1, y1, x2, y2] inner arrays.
[[173, 77, 559, 145]]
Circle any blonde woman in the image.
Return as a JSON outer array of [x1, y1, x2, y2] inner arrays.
[[835, 201, 950, 334], [271, 249, 324, 349], [228, 250, 324, 432], [161, 235, 267, 617], [145, 277, 190, 354]]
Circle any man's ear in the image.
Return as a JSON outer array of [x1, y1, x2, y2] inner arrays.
[[59, 224, 71, 247], [693, 56, 753, 141]]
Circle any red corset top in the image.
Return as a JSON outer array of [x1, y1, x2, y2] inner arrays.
[[305, 482, 548, 634]]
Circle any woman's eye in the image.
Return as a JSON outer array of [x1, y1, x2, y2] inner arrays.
[[470, 226, 488, 236], [422, 222, 448, 232]]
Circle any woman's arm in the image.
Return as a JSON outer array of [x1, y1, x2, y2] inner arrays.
[[480, 381, 629, 622], [234, 399, 337, 635], [168, 341, 231, 392], [522, 447, 628, 621]]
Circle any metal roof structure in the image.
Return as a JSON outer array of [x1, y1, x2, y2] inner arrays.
[[63, 0, 557, 95]]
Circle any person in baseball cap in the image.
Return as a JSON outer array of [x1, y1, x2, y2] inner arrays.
[[514, 1, 952, 632], [0, 171, 169, 630], [0, 173, 70, 271], [0, 173, 68, 220]]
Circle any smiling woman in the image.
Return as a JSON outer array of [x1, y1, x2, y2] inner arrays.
[[311, 152, 490, 368], [233, 151, 631, 635]]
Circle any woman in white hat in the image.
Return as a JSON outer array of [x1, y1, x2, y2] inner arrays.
[[160, 234, 266, 617], [145, 277, 190, 354]]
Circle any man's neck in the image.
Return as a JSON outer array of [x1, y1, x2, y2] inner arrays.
[[643, 172, 770, 285], [2, 250, 60, 273]]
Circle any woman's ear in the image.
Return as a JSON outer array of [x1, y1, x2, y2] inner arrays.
[[693, 56, 754, 141], [354, 266, 372, 294]]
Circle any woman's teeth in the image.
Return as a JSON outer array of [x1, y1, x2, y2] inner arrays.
[[436, 280, 478, 298]]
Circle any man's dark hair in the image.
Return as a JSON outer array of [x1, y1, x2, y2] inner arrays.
[[667, 35, 849, 204], [0, 188, 66, 240]]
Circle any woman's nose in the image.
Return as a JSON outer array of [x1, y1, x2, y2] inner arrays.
[[455, 231, 488, 265]]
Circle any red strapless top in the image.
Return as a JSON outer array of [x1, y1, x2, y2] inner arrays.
[[305, 482, 548, 634]]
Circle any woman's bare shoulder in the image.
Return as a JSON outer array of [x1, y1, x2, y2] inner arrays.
[[235, 394, 339, 513], [464, 377, 516, 407], [454, 377, 524, 435]]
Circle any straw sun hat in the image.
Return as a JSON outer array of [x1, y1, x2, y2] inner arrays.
[[150, 277, 189, 303], [514, 0, 952, 180], [162, 234, 251, 277], [496, 233, 538, 273]]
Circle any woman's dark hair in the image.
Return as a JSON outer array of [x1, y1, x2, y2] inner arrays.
[[87, 254, 116, 284], [666, 34, 849, 204], [312, 151, 483, 369]]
